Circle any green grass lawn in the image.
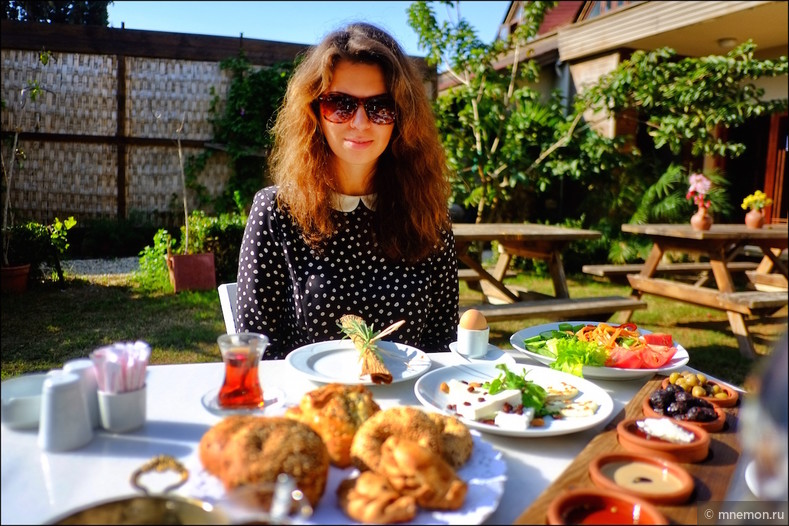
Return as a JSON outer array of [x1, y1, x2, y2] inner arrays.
[[2, 270, 785, 389]]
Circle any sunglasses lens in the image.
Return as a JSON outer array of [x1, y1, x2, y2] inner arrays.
[[318, 94, 396, 124], [319, 94, 357, 123], [364, 97, 396, 125]]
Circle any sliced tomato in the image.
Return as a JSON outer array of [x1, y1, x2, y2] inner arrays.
[[639, 344, 677, 368], [606, 346, 645, 369], [643, 333, 674, 347]]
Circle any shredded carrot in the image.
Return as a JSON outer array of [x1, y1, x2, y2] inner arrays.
[[575, 323, 646, 352]]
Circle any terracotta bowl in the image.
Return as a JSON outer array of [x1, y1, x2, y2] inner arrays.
[[617, 417, 710, 463], [589, 452, 695, 505], [660, 377, 739, 408], [642, 397, 726, 433], [547, 487, 668, 525]]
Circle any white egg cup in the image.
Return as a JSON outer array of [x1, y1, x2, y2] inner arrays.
[[456, 325, 490, 359]]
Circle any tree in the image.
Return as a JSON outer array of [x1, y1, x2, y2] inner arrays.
[[2, 1, 112, 25], [408, 1, 629, 224]]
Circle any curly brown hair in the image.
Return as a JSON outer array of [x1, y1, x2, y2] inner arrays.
[[269, 22, 451, 263]]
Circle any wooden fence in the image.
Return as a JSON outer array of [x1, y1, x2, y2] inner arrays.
[[1, 21, 436, 227]]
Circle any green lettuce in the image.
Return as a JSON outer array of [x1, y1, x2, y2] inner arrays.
[[546, 338, 608, 377]]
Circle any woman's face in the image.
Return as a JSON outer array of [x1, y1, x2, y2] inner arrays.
[[318, 60, 394, 185]]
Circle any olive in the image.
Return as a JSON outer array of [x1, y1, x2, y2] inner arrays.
[[675, 378, 687, 390], [711, 384, 722, 394], [669, 372, 680, 384], [692, 385, 707, 398], [684, 375, 699, 387], [715, 392, 729, 400], [696, 373, 707, 384]]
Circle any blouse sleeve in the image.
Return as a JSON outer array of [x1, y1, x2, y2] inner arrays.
[[235, 187, 293, 355], [419, 221, 459, 352]]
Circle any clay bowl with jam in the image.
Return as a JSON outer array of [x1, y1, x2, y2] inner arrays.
[[589, 452, 695, 505], [642, 396, 726, 433], [617, 416, 710, 463], [660, 376, 739, 408], [546, 487, 668, 525]]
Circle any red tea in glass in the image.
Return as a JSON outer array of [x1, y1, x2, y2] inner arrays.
[[217, 333, 268, 409]]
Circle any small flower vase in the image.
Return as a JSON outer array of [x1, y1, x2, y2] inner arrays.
[[690, 206, 713, 231], [745, 208, 765, 229]]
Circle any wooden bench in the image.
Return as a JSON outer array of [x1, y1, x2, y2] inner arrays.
[[459, 296, 648, 323], [458, 268, 517, 282], [746, 270, 788, 291], [583, 261, 759, 285], [627, 275, 788, 315]]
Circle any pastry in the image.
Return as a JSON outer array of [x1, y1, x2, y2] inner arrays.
[[337, 471, 417, 524]]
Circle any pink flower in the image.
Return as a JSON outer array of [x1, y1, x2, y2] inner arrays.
[[687, 173, 712, 209]]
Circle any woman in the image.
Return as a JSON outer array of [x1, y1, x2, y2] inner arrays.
[[236, 22, 458, 359]]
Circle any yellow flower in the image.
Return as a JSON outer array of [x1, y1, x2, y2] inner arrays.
[[741, 190, 772, 211]]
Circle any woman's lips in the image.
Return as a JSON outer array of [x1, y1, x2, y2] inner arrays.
[[343, 138, 373, 149]]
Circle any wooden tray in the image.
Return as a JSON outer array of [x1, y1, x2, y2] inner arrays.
[[514, 375, 742, 524]]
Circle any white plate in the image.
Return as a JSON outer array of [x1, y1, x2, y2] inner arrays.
[[449, 342, 517, 366], [509, 321, 690, 380], [286, 340, 432, 385], [413, 363, 614, 437], [185, 430, 506, 525], [201, 386, 286, 417]]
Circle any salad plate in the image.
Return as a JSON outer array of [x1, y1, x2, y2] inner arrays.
[[286, 340, 432, 385], [414, 362, 614, 437], [510, 321, 689, 380]]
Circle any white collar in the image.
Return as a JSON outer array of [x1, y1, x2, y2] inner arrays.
[[331, 192, 377, 212]]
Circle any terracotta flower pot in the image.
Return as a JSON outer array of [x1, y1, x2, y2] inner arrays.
[[744, 208, 765, 229], [690, 207, 712, 231], [166, 252, 216, 293], [1, 263, 31, 294]]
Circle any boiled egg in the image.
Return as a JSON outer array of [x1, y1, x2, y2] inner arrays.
[[459, 309, 488, 330]]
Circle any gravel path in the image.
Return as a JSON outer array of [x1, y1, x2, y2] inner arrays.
[[61, 257, 140, 276]]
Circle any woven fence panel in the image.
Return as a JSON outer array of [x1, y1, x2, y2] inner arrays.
[[8, 141, 117, 224], [126, 146, 231, 225], [0, 50, 117, 135], [126, 57, 230, 141]]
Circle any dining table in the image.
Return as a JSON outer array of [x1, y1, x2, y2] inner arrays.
[[1, 350, 749, 525], [619, 223, 789, 358], [452, 223, 647, 321]]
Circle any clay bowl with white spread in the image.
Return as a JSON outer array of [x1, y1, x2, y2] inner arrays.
[[617, 416, 710, 463], [589, 452, 695, 505]]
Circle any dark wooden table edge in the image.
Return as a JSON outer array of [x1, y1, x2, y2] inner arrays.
[[513, 374, 743, 525]]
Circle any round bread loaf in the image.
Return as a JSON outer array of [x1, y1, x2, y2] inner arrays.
[[200, 416, 330, 507]]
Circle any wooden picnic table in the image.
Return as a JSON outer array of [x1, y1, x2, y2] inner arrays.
[[452, 223, 647, 322], [619, 223, 788, 358]]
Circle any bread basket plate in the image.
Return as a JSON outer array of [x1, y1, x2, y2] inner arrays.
[[414, 363, 615, 437], [286, 340, 432, 385], [510, 321, 690, 380], [185, 430, 506, 525]]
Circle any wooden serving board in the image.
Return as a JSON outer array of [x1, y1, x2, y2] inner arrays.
[[514, 375, 743, 524]]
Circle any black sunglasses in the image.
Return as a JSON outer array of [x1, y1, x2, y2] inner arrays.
[[316, 92, 396, 125]]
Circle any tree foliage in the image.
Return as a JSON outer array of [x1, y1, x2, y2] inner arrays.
[[2, 1, 112, 25], [578, 41, 788, 159], [408, 1, 630, 224]]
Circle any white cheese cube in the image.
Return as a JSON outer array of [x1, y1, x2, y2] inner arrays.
[[494, 408, 535, 430], [446, 379, 522, 420]]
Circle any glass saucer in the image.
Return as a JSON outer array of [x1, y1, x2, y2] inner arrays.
[[201, 386, 287, 417]]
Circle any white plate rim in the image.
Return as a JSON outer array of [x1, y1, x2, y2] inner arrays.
[[509, 321, 690, 380], [285, 340, 432, 385], [413, 362, 615, 437], [448, 342, 517, 366]]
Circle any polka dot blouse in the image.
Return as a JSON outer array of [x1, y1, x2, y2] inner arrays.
[[236, 186, 460, 360]]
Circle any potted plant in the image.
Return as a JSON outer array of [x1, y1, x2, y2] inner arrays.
[[741, 190, 772, 229], [164, 114, 216, 293], [686, 172, 713, 231]]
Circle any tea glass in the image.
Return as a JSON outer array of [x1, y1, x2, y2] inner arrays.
[[217, 333, 269, 410]]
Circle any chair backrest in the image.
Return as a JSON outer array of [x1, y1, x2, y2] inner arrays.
[[217, 282, 238, 334]]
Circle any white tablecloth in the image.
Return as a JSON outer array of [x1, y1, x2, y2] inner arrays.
[[2, 352, 654, 524]]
